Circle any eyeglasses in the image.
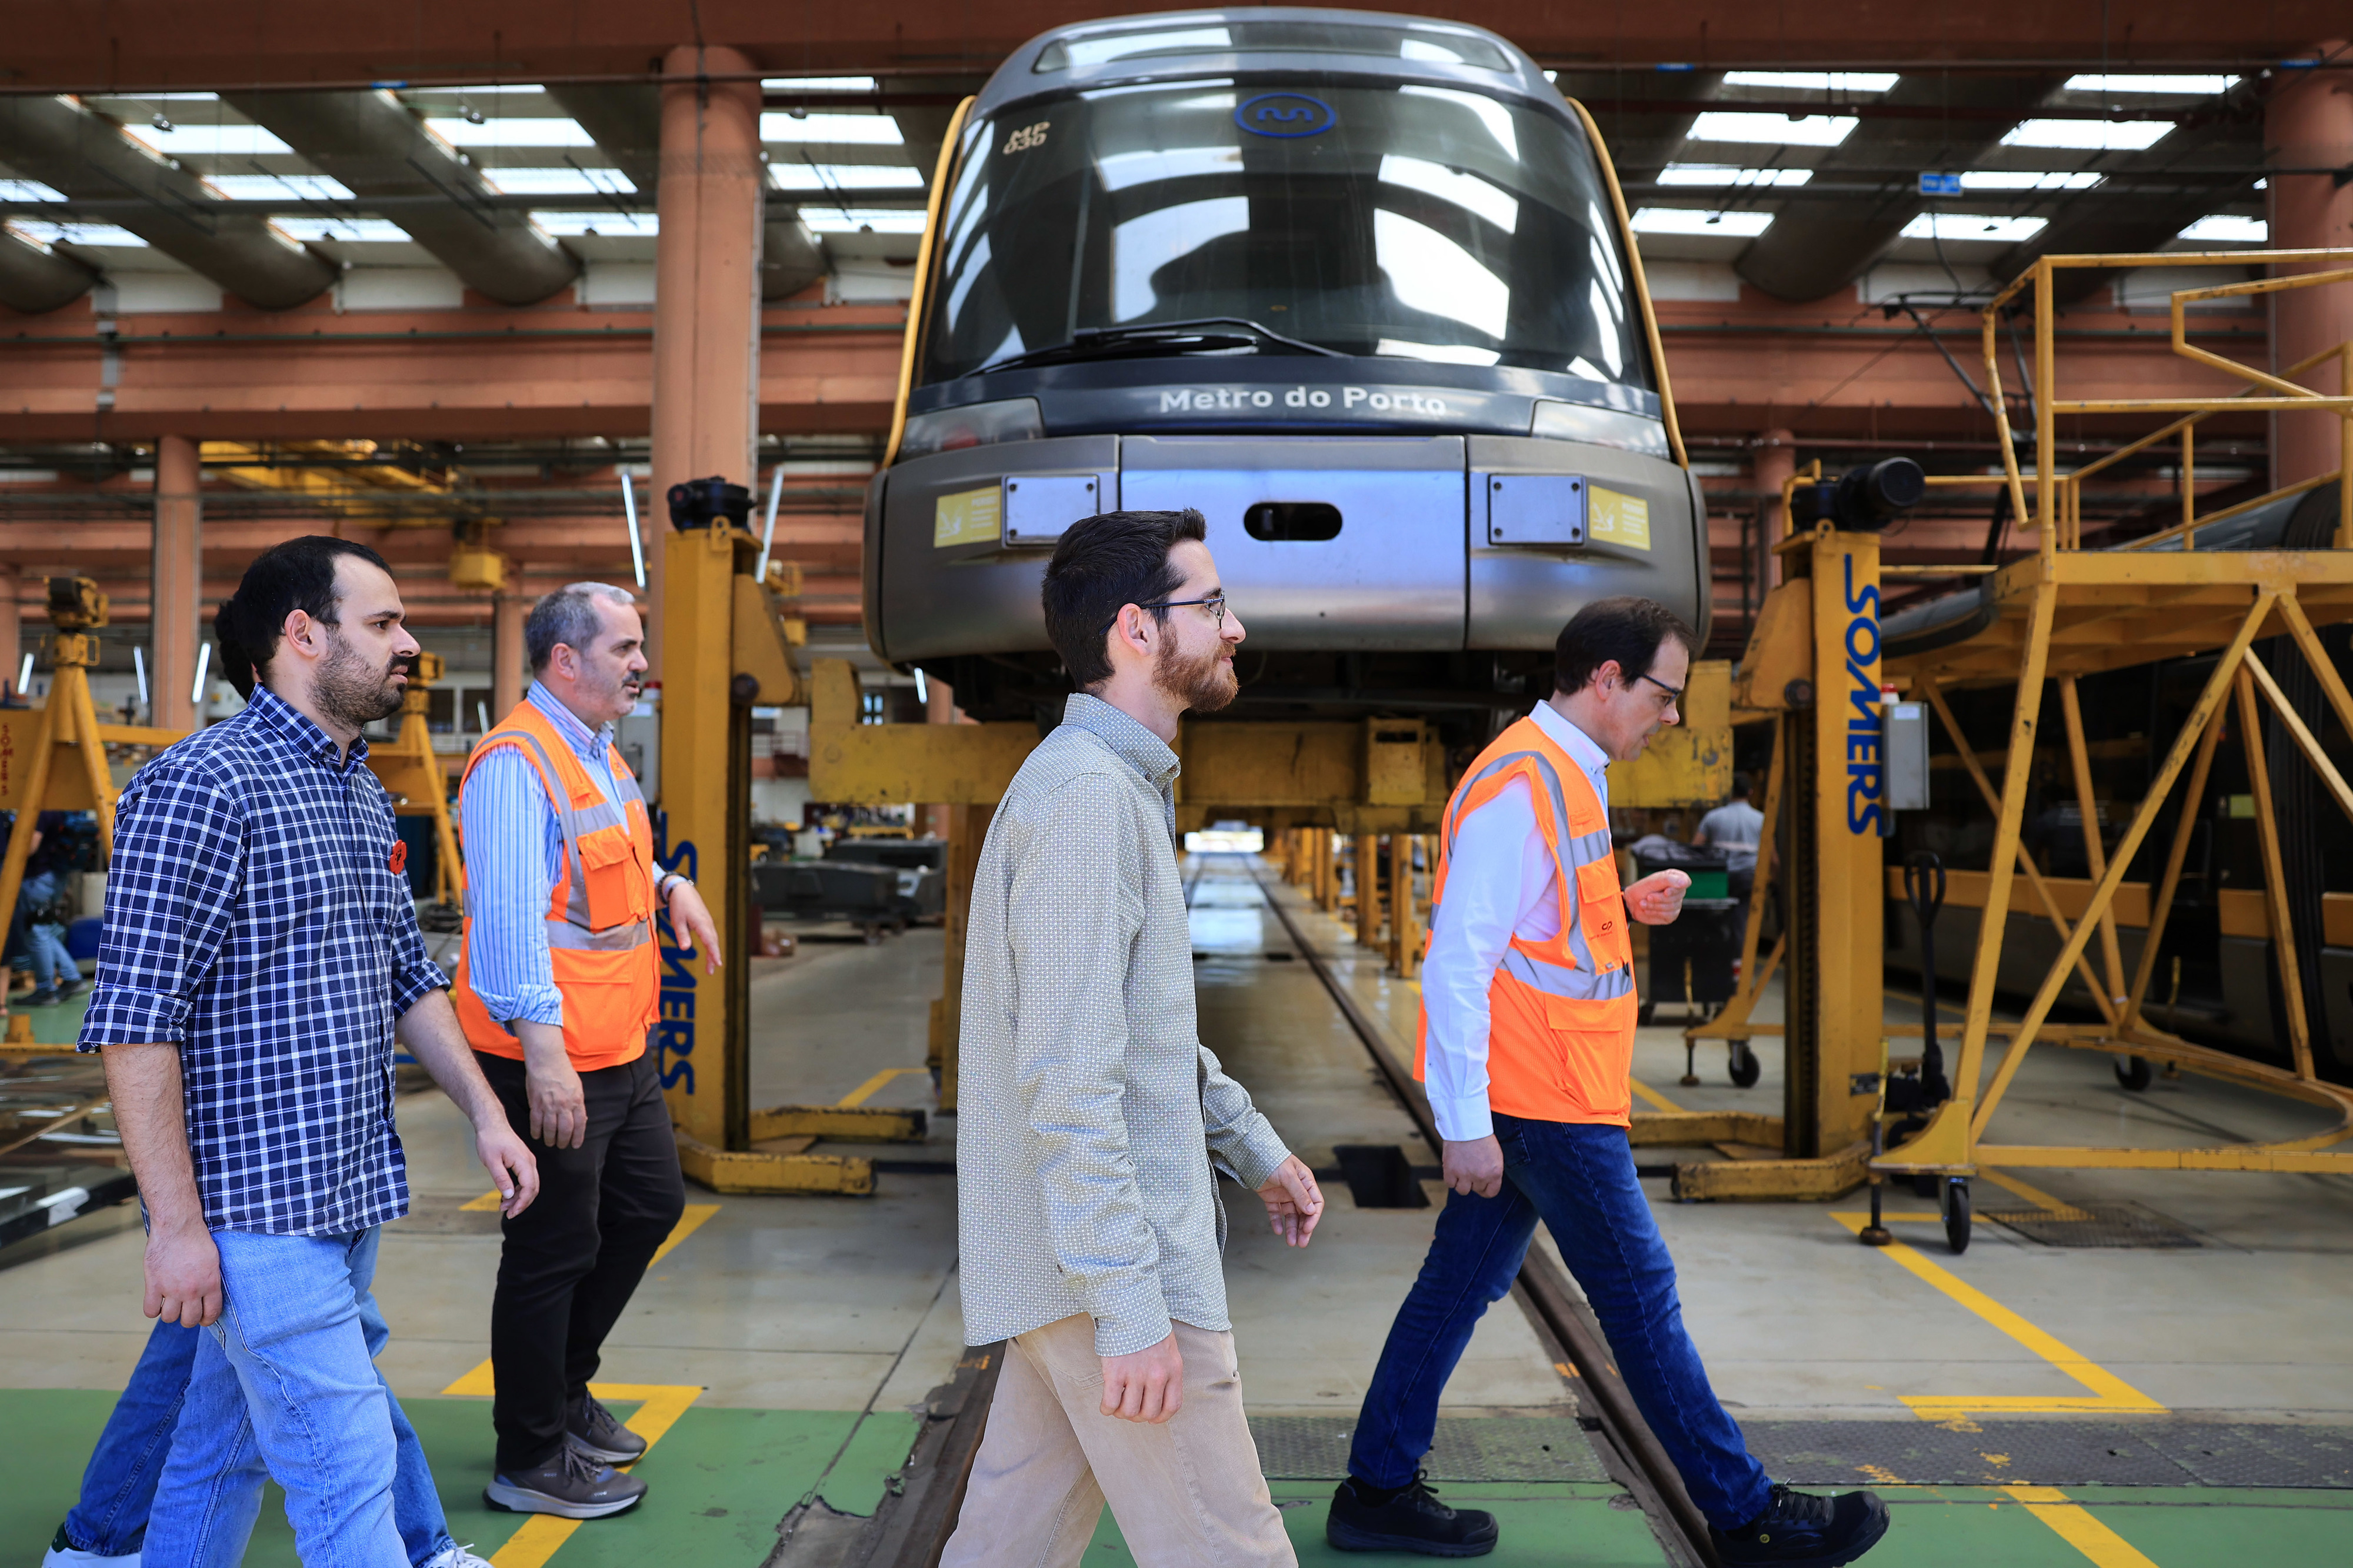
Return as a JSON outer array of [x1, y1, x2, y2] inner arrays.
[[1100, 592, 1229, 638], [1634, 671, 1683, 706]]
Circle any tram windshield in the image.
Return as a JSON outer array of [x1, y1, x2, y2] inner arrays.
[[916, 81, 1654, 397]]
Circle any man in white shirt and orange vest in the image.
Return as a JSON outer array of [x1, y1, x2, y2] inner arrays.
[[1327, 598, 1890, 1568], [452, 583, 722, 1520]]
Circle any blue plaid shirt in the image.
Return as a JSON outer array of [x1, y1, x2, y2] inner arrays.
[[79, 687, 446, 1236]]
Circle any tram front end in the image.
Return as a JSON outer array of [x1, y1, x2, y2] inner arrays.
[[865, 8, 1707, 746]]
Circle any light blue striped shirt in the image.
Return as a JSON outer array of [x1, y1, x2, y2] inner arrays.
[[459, 682, 625, 1029]]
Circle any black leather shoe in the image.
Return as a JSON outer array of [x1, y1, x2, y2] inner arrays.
[[1711, 1484, 1890, 1566], [1327, 1472, 1499, 1557]]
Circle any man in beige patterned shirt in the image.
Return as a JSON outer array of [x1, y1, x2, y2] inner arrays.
[[942, 508, 1326, 1567]]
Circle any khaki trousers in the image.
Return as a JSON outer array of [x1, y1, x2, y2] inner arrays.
[[940, 1315, 1297, 1568]]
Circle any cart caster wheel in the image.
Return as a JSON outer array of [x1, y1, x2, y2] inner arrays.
[[862, 924, 885, 946], [1942, 1177, 1971, 1255], [1728, 1042, 1761, 1089], [2115, 1055, 2152, 1092]]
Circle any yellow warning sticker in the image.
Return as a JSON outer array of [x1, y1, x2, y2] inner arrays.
[[1588, 487, 1651, 551], [934, 485, 1002, 548]]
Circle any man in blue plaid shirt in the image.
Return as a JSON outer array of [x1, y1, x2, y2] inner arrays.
[[80, 536, 541, 1566]]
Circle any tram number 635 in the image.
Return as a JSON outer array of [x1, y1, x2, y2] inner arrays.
[[1004, 122, 1049, 154]]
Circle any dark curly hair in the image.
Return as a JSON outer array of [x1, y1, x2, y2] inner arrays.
[[212, 536, 394, 699]]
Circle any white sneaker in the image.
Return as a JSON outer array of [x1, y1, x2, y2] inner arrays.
[[422, 1548, 492, 1568], [42, 1545, 139, 1567]]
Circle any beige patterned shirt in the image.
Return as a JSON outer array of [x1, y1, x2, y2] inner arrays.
[[956, 693, 1292, 1356]]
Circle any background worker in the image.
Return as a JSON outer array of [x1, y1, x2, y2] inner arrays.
[[80, 536, 539, 1567], [1694, 772, 1767, 901], [1327, 598, 1889, 1568], [452, 583, 720, 1521], [942, 510, 1326, 1567]]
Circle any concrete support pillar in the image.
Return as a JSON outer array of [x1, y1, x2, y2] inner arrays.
[[2267, 48, 2353, 493], [1751, 429, 1796, 597], [0, 569, 18, 700], [492, 592, 528, 720], [152, 435, 202, 731], [649, 44, 765, 681]]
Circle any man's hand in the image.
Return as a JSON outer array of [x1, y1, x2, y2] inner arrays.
[[516, 1021, 586, 1150], [475, 1112, 541, 1219], [1625, 868, 1691, 926], [1099, 1332, 1185, 1424], [145, 1218, 222, 1328], [1443, 1134, 1505, 1199], [1256, 1155, 1325, 1247], [666, 880, 722, 975]]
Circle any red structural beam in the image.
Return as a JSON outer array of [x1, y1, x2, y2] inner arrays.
[[6, 1, 2344, 91]]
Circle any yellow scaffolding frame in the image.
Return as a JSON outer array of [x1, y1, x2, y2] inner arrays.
[[1875, 249, 2353, 1180]]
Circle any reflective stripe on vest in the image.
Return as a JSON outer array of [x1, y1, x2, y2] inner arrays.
[[1431, 743, 1625, 999]]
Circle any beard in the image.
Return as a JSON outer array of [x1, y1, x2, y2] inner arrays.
[[314, 630, 408, 730], [1154, 633, 1238, 715]]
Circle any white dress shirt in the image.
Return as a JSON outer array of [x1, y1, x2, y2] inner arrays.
[[1421, 702, 1614, 1142]]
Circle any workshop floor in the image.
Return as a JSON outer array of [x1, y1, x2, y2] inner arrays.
[[2, 859, 2349, 1567]]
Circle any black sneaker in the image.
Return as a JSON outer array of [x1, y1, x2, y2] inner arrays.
[[485, 1442, 648, 1519], [1327, 1472, 1498, 1557], [1712, 1484, 1889, 1566], [24, 988, 57, 1007], [566, 1392, 647, 1464]]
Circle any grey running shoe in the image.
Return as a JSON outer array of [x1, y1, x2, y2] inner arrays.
[[485, 1443, 647, 1519], [566, 1392, 648, 1464]]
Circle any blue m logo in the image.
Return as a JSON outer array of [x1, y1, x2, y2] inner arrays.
[[1235, 92, 1337, 139]]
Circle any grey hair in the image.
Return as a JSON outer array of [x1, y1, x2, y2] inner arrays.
[[525, 582, 641, 673]]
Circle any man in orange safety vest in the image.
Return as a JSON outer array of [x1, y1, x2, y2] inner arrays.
[[1327, 598, 1889, 1568]]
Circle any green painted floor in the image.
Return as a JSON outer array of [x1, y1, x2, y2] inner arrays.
[[13, 987, 92, 1043], [2, 1387, 919, 1566]]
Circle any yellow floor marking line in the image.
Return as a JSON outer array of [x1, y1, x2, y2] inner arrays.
[[1829, 1213, 2165, 1417], [2000, 1486, 2162, 1568], [1628, 1078, 1685, 1114], [1978, 1167, 2094, 1222], [649, 1202, 721, 1267], [837, 1066, 924, 1107], [459, 1189, 507, 1213]]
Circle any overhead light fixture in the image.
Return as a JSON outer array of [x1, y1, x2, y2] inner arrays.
[[151, 112, 175, 132], [463, 105, 486, 125], [1724, 71, 1899, 92], [1688, 111, 1858, 147], [2002, 119, 2170, 151]]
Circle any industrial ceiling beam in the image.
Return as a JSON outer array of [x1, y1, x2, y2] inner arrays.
[[1735, 73, 2067, 303], [220, 89, 580, 305], [6, 2, 2344, 88], [0, 226, 97, 313], [0, 94, 334, 309], [544, 81, 826, 300]]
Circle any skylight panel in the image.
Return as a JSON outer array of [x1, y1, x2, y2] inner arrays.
[[205, 174, 357, 201], [1659, 165, 1812, 187], [802, 208, 929, 234], [2065, 74, 2236, 95], [768, 164, 925, 192], [1958, 171, 2102, 190], [9, 220, 145, 246], [1631, 208, 1774, 236], [1688, 112, 1857, 147], [2002, 119, 2169, 151], [2178, 215, 2267, 243], [424, 118, 595, 147], [529, 212, 658, 236], [0, 179, 66, 202], [122, 122, 292, 156], [1723, 71, 1898, 92], [761, 113, 904, 145], [764, 76, 880, 91], [483, 167, 638, 195], [272, 217, 411, 242], [1900, 213, 2047, 242]]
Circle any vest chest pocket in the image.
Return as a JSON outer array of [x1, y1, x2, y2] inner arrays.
[[1574, 856, 1633, 971], [576, 823, 651, 929]]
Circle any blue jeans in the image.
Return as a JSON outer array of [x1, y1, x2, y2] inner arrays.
[[1347, 1115, 1772, 1531], [27, 922, 79, 989], [64, 1310, 459, 1563], [134, 1227, 455, 1568]]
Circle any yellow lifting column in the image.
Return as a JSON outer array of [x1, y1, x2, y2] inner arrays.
[[363, 650, 462, 908], [656, 495, 898, 1194]]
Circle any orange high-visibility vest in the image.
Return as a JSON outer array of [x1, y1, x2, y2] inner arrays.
[[1415, 715, 1639, 1126], [451, 699, 661, 1071]]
